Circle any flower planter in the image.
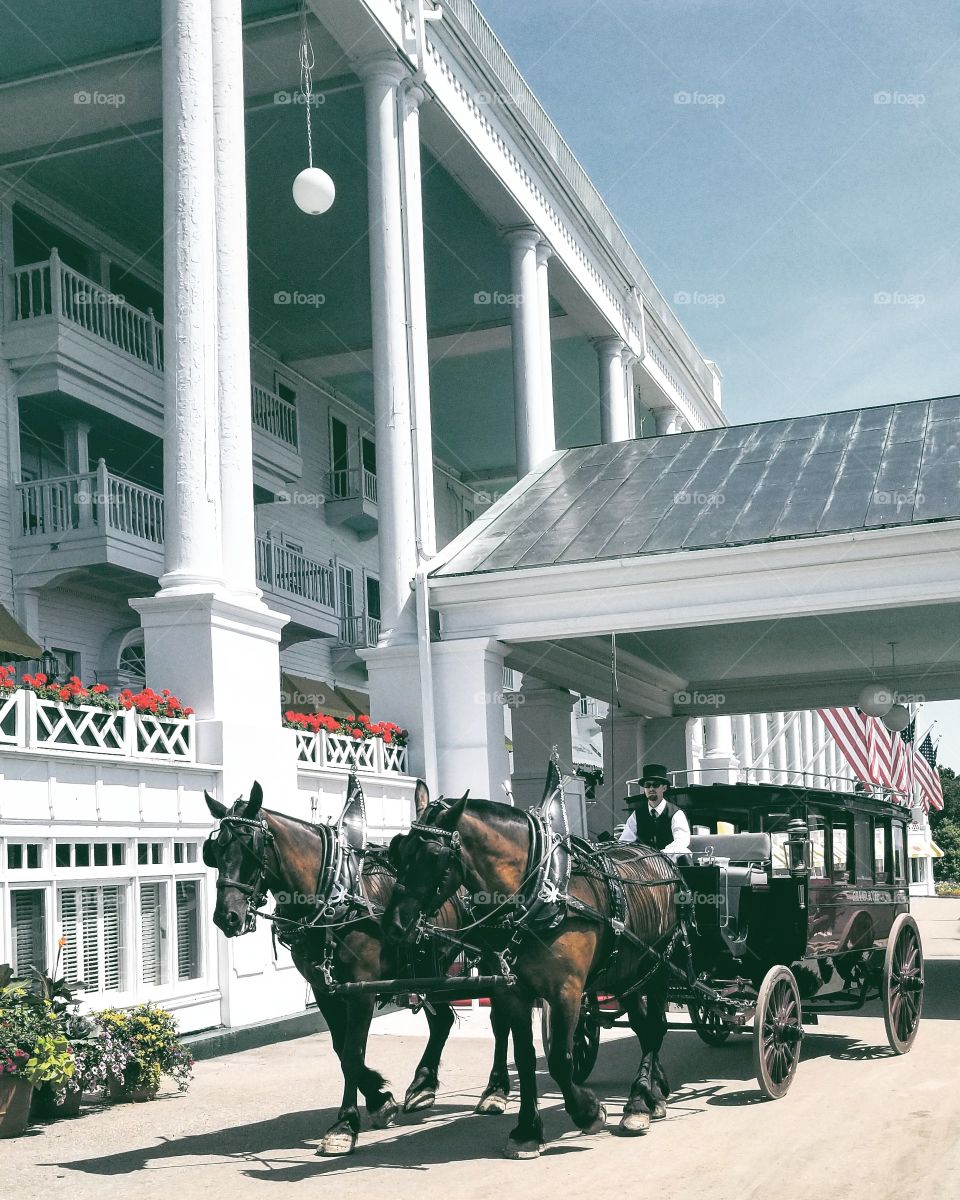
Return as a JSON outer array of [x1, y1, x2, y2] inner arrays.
[[107, 1077, 158, 1104], [0, 1077, 34, 1138], [31, 1083, 82, 1121]]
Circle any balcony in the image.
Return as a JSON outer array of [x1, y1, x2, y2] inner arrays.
[[325, 467, 378, 538], [255, 534, 338, 642], [337, 613, 381, 649], [7, 251, 301, 481], [14, 461, 165, 588]]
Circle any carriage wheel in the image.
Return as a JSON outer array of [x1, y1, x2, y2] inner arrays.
[[687, 999, 732, 1046], [752, 965, 803, 1100], [883, 913, 924, 1054], [541, 992, 602, 1084]]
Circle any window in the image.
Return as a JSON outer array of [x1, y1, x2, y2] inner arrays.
[[52, 842, 124, 868], [11, 889, 46, 974], [275, 377, 297, 407], [874, 821, 891, 882], [365, 576, 381, 623], [809, 811, 826, 878], [330, 416, 349, 496], [140, 881, 168, 987], [910, 858, 925, 884], [137, 842, 164, 865], [361, 435, 377, 478], [58, 885, 125, 993], [118, 640, 146, 682], [176, 881, 201, 980], [831, 816, 853, 881], [892, 824, 907, 883], [7, 844, 42, 870], [338, 565, 355, 620]]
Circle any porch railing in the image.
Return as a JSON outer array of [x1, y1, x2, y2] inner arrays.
[[337, 613, 380, 649], [327, 466, 378, 504], [252, 383, 299, 450], [294, 728, 407, 775], [16, 461, 164, 545], [255, 535, 335, 609], [12, 250, 163, 371]]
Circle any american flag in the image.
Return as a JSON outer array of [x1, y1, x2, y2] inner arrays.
[[816, 707, 911, 802], [914, 733, 944, 811]]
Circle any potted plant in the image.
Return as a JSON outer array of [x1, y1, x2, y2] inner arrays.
[[18, 943, 91, 1119], [0, 965, 74, 1137], [98, 1003, 193, 1102]]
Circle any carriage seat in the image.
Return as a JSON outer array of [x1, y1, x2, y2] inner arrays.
[[686, 835, 771, 948], [688, 833, 771, 865]]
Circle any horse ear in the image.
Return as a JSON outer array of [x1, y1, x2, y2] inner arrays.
[[246, 781, 264, 818], [459, 789, 470, 801], [414, 779, 430, 818], [205, 791, 227, 819]]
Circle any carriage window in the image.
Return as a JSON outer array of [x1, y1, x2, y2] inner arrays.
[[874, 822, 891, 882], [809, 812, 826, 878], [831, 817, 853, 882], [892, 824, 906, 883]]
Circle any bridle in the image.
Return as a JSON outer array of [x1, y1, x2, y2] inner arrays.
[[392, 821, 463, 918], [204, 814, 276, 933]]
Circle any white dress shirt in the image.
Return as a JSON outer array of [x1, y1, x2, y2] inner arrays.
[[619, 798, 691, 855]]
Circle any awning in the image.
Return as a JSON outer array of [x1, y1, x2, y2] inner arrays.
[[0, 603, 42, 662], [572, 735, 603, 769], [280, 673, 368, 719], [908, 831, 944, 859]]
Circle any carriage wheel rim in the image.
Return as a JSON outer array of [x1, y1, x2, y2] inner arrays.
[[761, 979, 801, 1086], [889, 926, 923, 1042]]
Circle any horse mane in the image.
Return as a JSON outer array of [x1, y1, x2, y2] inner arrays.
[[437, 796, 524, 831]]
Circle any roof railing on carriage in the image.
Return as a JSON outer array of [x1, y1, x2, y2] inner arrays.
[[628, 765, 914, 808]]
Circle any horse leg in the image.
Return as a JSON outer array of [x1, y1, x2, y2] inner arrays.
[[501, 992, 544, 1159], [403, 1001, 455, 1112], [476, 993, 512, 1115], [620, 977, 670, 1136], [544, 984, 606, 1136], [315, 995, 396, 1156]]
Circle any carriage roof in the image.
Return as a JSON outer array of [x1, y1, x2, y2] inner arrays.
[[669, 779, 912, 824]]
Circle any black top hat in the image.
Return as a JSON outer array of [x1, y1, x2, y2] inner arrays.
[[624, 763, 671, 808]]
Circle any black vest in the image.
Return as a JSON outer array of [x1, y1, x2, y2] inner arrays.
[[632, 799, 681, 850]]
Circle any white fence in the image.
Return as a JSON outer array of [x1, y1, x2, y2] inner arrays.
[[255, 535, 335, 608], [0, 690, 195, 762], [17, 462, 164, 546], [294, 729, 408, 775], [251, 383, 299, 450]]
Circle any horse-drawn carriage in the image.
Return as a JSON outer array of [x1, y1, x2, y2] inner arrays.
[[542, 777, 923, 1099], [202, 764, 924, 1157]]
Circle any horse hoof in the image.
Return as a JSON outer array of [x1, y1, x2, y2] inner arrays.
[[504, 1138, 541, 1159], [651, 1102, 667, 1121], [619, 1111, 650, 1136], [582, 1103, 607, 1135], [403, 1087, 436, 1113], [369, 1097, 400, 1129], [475, 1089, 509, 1116], [317, 1129, 358, 1156]]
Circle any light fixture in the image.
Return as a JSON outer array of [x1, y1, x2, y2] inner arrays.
[[857, 683, 893, 718], [883, 703, 910, 733], [292, 4, 335, 216]]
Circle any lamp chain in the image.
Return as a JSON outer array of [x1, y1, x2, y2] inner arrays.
[[299, 4, 315, 169]]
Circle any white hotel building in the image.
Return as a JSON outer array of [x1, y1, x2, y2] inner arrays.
[[0, 0, 934, 1038]]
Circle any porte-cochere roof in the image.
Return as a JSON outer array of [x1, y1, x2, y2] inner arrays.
[[434, 396, 960, 576]]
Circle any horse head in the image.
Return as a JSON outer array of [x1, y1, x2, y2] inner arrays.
[[203, 781, 272, 937]]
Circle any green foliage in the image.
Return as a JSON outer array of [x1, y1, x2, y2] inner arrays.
[[96, 1003, 193, 1094], [0, 974, 64, 1079], [22, 1032, 75, 1088], [931, 767, 960, 884]]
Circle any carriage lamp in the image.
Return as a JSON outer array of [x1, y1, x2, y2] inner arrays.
[[786, 818, 812, 877]]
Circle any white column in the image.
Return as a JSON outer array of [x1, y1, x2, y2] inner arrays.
[[212, 0, 261, 604], [801, 709, 815, 781], [598, 709, 646, 835], [771, 712, 788, 783], [703, 715, 738, 783], [431, 638, 511, 799], [594, 336, 631, 443], [360, 55, 418, 639], [506, 226, 549, 476], [157, 0, 223, 594], [622, 349, 638, 439], [786, 712, 803, 784], [733, 714, 752, 778], [510, 675, 576, 808], [654, 407, 681, 436], [61, 421, 91, 474], [536, 239, 556, 446], [399, 80, 437, 559], [750, 713, 768, 782]]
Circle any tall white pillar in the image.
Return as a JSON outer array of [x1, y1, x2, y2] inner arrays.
[[506, 227, 550, 475], [536, 239, 556, 444], [771, 712, 788, 781], [431, 638, 511, 799], [594, 336, 631, 443], [399, 80, 437, 559], [157, 0, 223, 595], [61, 421, 91, 474], [786, 713, 803, 784], [733, 714, 752, 777], [598, 709, 646, 835], [750, 713, 768, 782], [212, 0, 261, 603], [359, 55, 419, 639], [622, 350, 638, 439], [703, 715, 738, 783], [510, 676, 576, 808], [654, 407, 681, 436]]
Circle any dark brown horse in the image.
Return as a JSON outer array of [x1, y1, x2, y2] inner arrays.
[[384, 776, 680, 1158], [204, 780, 513, 1156]]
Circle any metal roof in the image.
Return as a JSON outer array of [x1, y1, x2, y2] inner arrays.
[[434, 396, 960, 577]]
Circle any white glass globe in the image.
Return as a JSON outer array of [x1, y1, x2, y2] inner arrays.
[[882, 703, 910, 732], [292, 167, 335, 215], [857, 683, 893, 718]]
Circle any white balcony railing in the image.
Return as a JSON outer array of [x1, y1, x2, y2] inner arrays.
[[0, 689, 194, 762], [328, 466, 378, 504], [13, 250, 163, 371], [252, 383, 299, 450], [295, 729, 407, 775], [255, 535, 335, 609], [337, 613, 380, 649], [17, 461, 164, 546]]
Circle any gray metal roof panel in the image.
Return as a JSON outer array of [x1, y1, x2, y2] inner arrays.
[[432, 397, 960, 577]]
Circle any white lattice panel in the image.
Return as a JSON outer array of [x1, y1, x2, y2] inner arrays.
[[33, 699, 126, 753], [323, 733, 378, 772], [135, 715, 194, 761]]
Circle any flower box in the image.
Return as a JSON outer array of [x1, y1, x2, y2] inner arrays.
[[0, 1077, 33, 1138], [294, 730, 408, 775]]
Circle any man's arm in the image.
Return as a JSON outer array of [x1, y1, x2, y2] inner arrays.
[[662, 807, 691, 854], [618, 812, 638, 844]]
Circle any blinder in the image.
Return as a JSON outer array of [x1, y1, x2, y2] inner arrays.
[[400, 821, 463, 916], [202, 832, 219, 869], [207, 812, 276, 932]]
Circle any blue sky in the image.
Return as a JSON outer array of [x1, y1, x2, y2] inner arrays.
[[477, 0, 960, 770]]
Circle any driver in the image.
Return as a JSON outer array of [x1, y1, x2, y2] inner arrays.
[[619, 762, 691, 858]]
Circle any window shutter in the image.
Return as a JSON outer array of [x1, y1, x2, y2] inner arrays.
[[176, 881, 201, 980], [101, 885, 123, 993], [58, 885, 125, 993], [81, 887, 100, 991], [12, 890, 46, 975], [140, 881, 166, 986], [58, 888, 81, 984]]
